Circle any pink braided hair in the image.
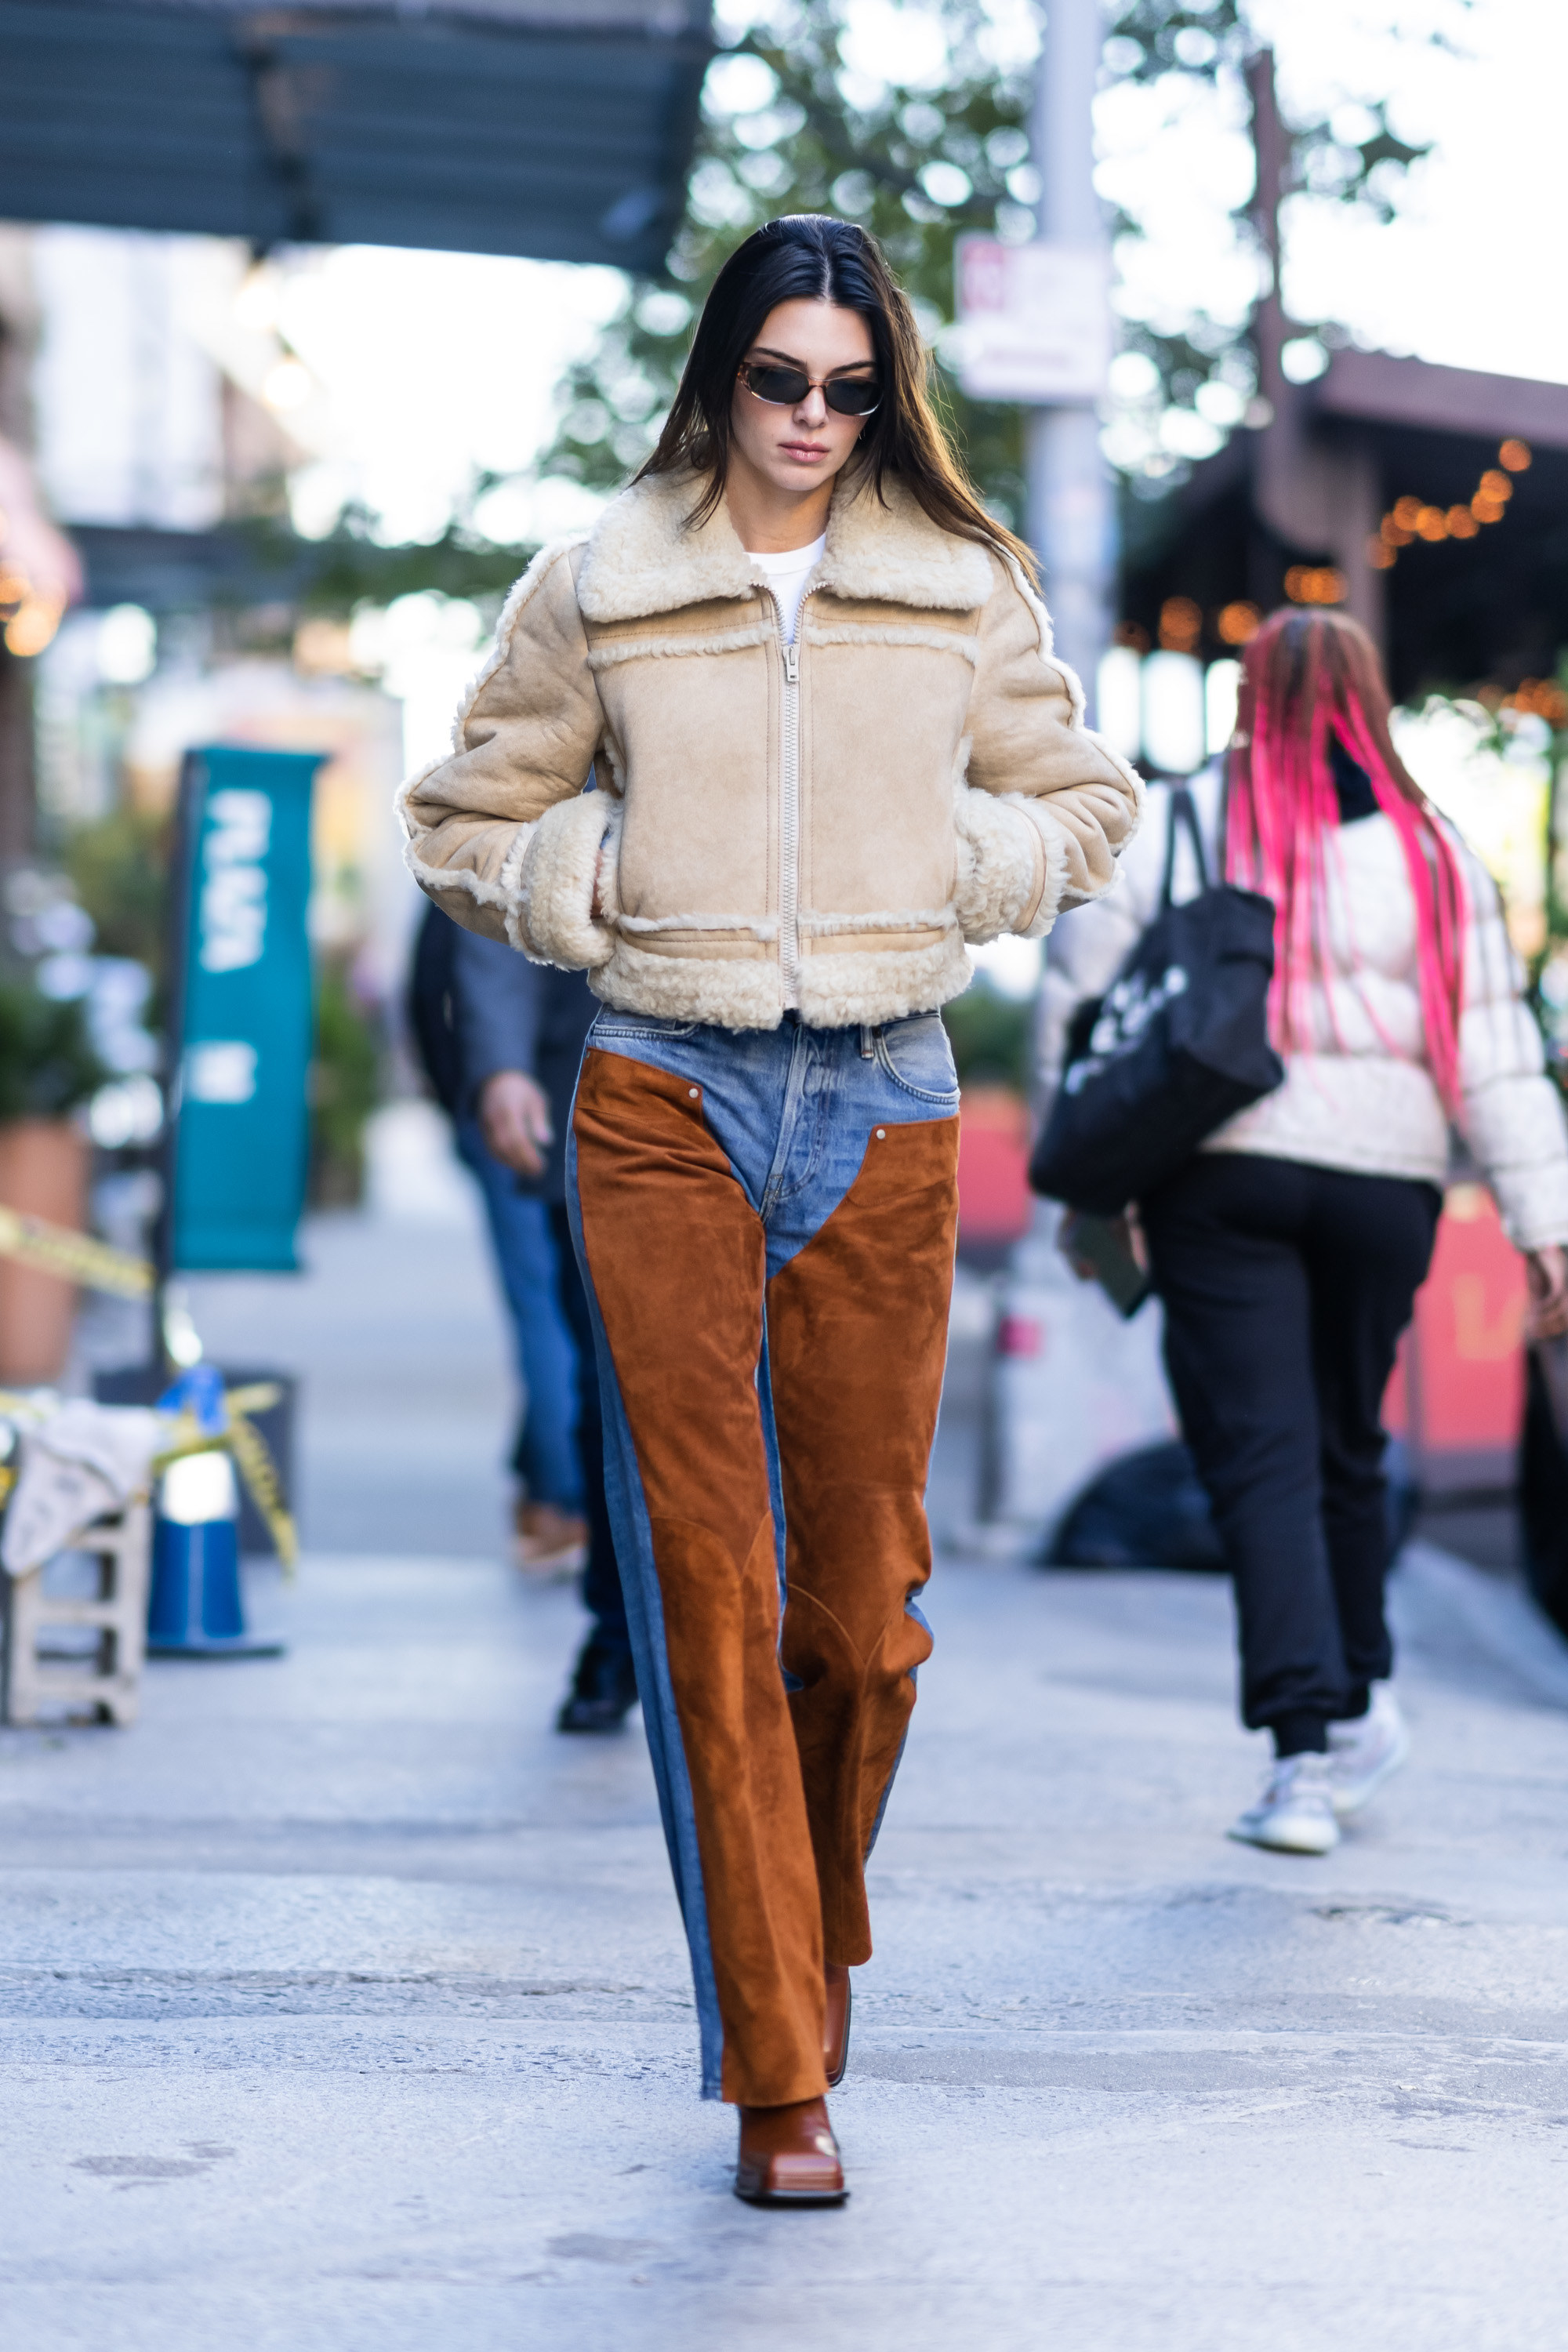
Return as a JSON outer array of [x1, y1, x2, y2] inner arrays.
[[1223, 608, 1468, 1114]]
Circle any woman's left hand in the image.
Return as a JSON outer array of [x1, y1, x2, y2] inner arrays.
[[1524, 1244, 1568, 1342]]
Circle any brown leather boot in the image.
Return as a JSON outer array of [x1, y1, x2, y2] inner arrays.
[[824, 1962, 852, 2089], [734, 2097, 848, 2205]]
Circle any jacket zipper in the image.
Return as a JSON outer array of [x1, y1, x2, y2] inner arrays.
[[777, 611, 801, 1004]]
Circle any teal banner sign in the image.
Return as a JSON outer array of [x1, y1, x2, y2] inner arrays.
[[171, 745, 323, 1272]]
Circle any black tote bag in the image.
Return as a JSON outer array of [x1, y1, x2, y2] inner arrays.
[[1029, 786, 1285, 1216]]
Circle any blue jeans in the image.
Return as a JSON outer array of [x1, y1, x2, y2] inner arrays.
[[567, 1011, 960, 2104], [455, 1115, 583, 1513]]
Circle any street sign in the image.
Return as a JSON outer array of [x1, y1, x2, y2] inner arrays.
[[953, 238, 1110, 404], [170, 746, 323, 1273]]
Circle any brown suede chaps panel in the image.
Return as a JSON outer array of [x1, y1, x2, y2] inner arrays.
[[766, 1116, 959, 1964], [572, 1048, 957, 2101], [572, 1050, 824, 2106]]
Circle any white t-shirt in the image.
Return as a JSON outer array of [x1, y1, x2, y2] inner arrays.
[[748, 535, 826, 644]]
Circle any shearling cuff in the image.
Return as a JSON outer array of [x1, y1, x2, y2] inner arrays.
[[953, 785, 1058, 943], [1009, 800, 1074, 938], [512, 793, 619, 969]]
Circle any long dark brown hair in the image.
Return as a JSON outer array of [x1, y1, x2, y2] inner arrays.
[[640, 214, 1036, 581], [1225, 607, 1468, 1109]]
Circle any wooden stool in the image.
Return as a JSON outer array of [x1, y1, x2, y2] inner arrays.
[[1, 1500, 153, 1726]]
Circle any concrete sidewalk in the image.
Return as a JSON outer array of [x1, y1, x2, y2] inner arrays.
[[4, 1544, 1568, 2350], [7, 1114, 1568, 2349]]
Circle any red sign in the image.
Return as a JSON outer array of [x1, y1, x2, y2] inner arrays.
[[1384, 1184, 1525, 1483], [956, 1087, 1033, 1247]]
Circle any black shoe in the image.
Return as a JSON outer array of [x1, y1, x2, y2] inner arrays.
[[555, 1640, 639, 1734]]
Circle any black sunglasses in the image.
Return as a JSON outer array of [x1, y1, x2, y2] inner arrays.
[[737, 360, 881, 418]]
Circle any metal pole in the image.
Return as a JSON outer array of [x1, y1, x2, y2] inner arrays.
[[1025, 0, 1115, 714], [147, 750, 202, 1381]]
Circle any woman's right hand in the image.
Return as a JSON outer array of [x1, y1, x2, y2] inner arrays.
[[1525, 1244, 1568, 1343], [480, 1070, 552, 1178]]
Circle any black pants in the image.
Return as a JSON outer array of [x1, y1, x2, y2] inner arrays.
[[548, 1200, 631, 1661], [1142, 1155, 1441, 1755]]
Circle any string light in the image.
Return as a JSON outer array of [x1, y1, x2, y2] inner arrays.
[[1284, 566, 1346, 605], [1158, 595, 1202, 652], [1370, 441, 1531, 571], [0, 532, 65, 659], [1217, 601, 1261, 644], [3, 593, 66, 657], [1503, 677, 1568, 727]]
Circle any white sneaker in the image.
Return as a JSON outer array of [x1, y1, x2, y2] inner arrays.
[[1228, 1752, 1340, 1854], [1327, 1682, 1410, 1818]]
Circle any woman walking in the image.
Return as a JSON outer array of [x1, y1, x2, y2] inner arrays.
[[401, 215, 1139, 2200], [1041, 608, 1568, 1854]]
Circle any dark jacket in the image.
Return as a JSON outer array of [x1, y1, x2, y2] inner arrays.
[[449, 923, 598, 1204], [408, 902, 465, 1117]]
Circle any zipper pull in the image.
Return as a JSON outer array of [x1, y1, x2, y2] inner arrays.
[[783, 642, 800, 684]]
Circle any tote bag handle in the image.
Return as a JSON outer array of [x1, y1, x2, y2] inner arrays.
[[1160, 783, 1211, 908]]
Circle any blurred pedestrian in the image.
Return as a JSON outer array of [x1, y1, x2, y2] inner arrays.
[[400, 215, 1140, 2201], [448, 924, 638, 1734], [1040, 608, 1568, 1855], [408, 905, 586, 1577]]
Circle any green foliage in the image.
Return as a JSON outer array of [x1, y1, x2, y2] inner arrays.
[[942, 978, 1032, 1094], [310, 960, 382, 1207], [63, 809, 172, 989], [1102, 2, 1472, 441], [0, 984, 107, 1123], [541, 0, 1032, 526], [539, 0, 1461, 516], [1104, 0, 1437, 219], [290, 510, 533, 617]]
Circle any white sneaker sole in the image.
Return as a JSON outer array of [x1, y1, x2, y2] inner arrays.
[[1227, 1811, 1339, 1855], [1329, 1721, 1411, 1818]]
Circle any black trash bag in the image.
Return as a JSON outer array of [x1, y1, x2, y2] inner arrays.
[[1045, 1442, 1225, 1570], [1520, 1348, 1568, 1639], [1045, 1436, 1419, 1573], [1030, 786, 1283, 1217]]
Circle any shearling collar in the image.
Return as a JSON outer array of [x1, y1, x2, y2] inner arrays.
[[575, 466, 996, 623]]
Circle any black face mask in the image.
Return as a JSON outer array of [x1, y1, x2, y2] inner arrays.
[[737, 361, 881, 418], [1329, 735, 1378, 823]]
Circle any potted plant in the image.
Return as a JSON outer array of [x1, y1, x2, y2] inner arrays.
[[0, 982, 106, 1383]]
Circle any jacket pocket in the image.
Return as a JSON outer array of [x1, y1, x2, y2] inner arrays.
[[875, 1012, 960, 1105]]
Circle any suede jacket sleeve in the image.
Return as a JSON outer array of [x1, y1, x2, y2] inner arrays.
[[953, 558, 1145, 946], [397, 542, 612, 957], [1454, 850, 1568, 1250]]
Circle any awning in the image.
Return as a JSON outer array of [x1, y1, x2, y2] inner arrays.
[[0, 0, 712, 272]]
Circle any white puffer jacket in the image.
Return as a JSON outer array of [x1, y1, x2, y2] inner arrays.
[[1036, 762, 1568, 1251]]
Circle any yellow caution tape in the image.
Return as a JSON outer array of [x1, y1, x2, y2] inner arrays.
[[152, 1396, 298, 1575], [0, 1208, 293, 1558], [226, 1409, 298, 1572], [0, 1383, 298, 1577], [0, 1207, 153, 1298], [224, 1382, 282, 1418]]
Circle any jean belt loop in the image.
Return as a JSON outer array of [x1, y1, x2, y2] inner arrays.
[[858, 1024, 875, 1059]]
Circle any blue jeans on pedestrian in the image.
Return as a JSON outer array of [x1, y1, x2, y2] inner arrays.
[[455, 1114, 583, 1513], [567, 1009, 960, 2105]]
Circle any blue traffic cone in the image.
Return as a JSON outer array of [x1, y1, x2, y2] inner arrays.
[[147, 1448, 285, 1657]]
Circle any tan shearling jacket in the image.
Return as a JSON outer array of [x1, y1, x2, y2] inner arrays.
[[398, 466, 1143, 1030]]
